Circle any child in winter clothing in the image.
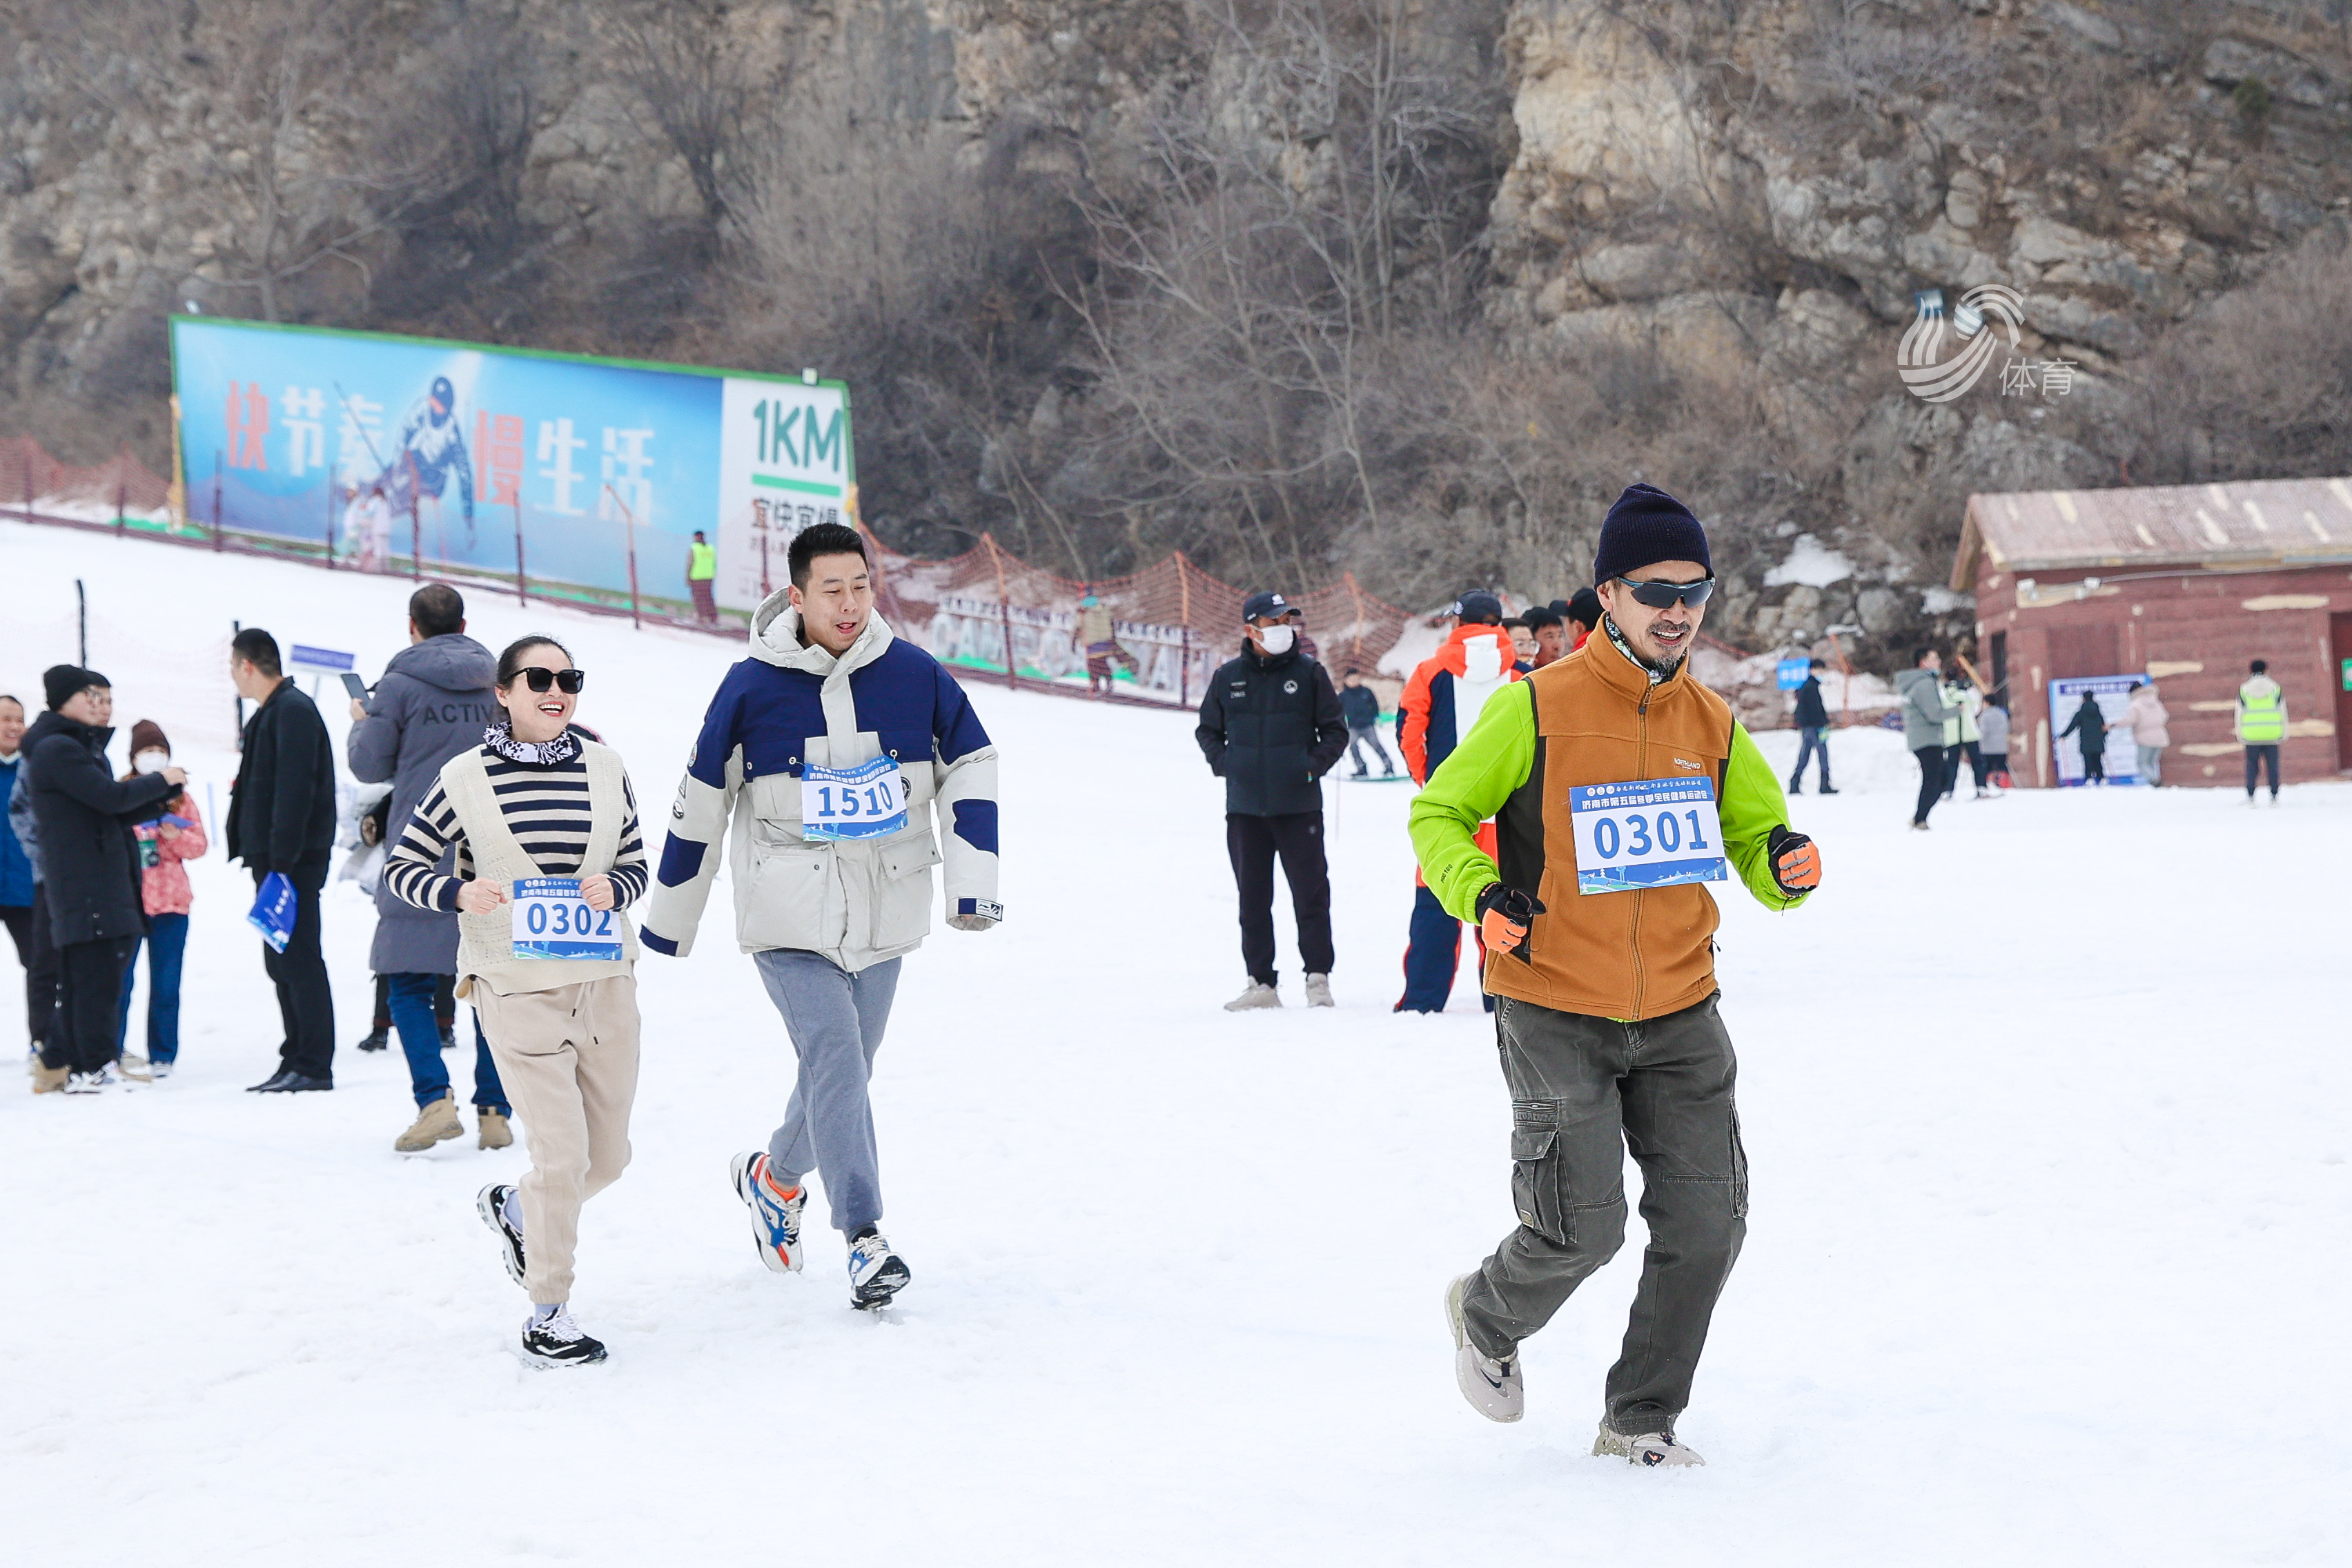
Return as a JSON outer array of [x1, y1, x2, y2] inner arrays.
[[1978, 703, 2012, 788], [116, 720, 205, 1072]]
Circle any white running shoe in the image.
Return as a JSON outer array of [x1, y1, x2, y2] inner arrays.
[[150, 1061, 175, 1079], [846, 1228, 911, 1310], [1304, 973, 1335, 1008], [1594, 1423, 1705, 1467], [1224, 981, 1281, 1011], [63, 1068, 116, 1095], [1446, 1273, 1522, 1422], [729, 1150, 806, 1273]]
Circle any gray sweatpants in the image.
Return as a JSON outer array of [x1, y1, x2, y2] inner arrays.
[[752, 949, 903, 1236], [1460, 990, 1747, 1437]]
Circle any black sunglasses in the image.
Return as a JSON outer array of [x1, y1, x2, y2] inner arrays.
[[514, 667, 585, 694], [1615, 576, 1716, 610]]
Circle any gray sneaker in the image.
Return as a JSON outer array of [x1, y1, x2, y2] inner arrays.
[[1446, 1273, 1522, 1422], [1223, 981, 1281, 1012], [1593, 1422, 1705, 1467], [1303, 973, 1334, 1008]]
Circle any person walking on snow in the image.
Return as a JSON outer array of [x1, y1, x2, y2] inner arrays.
[[1785, 657, 1836, 795], [387, 635, 649, 1367], [687, 531, 720, 627], [1197, 591, 1348, 1011], [1411, 482, 1823, 1467], [25, 669, 190, 1093], [113, 721, 204, 1079], [1895, 649, 1948, 830], [2126, 680, 2170, 786], [2237, 659, 2284, 805], [347, 583, 514, 1154], [2060, 690, 2108, 785], [1339, 668, 1395, 778], [1978, 698, 2012, 790], [228, 629, 340, 1092], [643, 522, 1001, 1311], [1394, 591, 1522, 1015]]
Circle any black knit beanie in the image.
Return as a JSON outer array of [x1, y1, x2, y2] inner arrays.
[[43, 664, 107, 712], [1593, 484, 1711, 586]]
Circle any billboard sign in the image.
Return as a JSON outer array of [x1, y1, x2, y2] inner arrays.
[[2049, 674, 2145, 785], [169, 316, 850, 613]]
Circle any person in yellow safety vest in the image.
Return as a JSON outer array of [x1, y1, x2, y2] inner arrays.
[[687, 530, 720, 627], [2236, 658, 2286, 805]]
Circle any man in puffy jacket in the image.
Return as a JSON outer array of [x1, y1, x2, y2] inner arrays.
[[347, 582, 513, 1153], [1395, 591, 1521, 1013], [645, 523, 999, 1310], [2237, 658, 2284, 805], [26, 667, 186, 1092], [1894, 649, 1948, 830], [1196, 591, 1349, 1011]]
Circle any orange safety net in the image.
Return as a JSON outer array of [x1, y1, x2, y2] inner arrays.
[[0, 437, 173, 519]]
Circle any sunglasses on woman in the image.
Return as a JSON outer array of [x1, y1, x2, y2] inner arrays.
[[514, 667, 587, 694], [1615, 576, 1716, 609]]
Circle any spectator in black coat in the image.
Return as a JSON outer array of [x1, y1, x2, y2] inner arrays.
[[227, 628, 340, 1091], [1786, 658, 1838, 795], [24, 667, 184, 1091], [2060, 689, 2109, 785], [1195, 591, 1349, 1011], [1337, 668, 1395, 778]]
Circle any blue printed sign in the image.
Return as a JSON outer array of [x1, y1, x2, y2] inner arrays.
[[1567, 776, 1729, 896], [288, 645, 355, 674], [1776, 658, 1811, 692], [170, 317, 850, 614]]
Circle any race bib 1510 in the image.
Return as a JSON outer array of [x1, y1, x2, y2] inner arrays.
[[511, 877, 625, 961], [801, 755, 911, 841], [1568, 776, 1728, 896]]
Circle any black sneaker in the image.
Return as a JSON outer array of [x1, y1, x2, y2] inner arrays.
[[520, 1308, 607, 1368], [1819, 786, 1839, 795], [477, 1184, 527, 1289], [355, 1028, 389, 1053], [847, 1226, 911, 1311]]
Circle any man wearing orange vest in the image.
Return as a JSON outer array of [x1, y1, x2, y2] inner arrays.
[[1393, 591, 1520, 1013], [1411, 484, 1823, 1467]]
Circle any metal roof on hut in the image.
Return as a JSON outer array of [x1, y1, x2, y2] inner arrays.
[[1952, 476, 2352, 589]]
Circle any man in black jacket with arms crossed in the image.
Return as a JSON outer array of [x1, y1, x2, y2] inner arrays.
[[227, 629, 340, 1092], [1196, 591, 1349, 1011]]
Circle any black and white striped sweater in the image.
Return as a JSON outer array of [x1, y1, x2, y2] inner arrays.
[[385, 745, 649, 914]]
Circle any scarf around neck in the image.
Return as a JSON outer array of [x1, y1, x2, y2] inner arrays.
[[483, 718, 581, 767]]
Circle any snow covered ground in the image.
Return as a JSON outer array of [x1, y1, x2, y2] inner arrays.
[[3, 518, 2347, 1567]]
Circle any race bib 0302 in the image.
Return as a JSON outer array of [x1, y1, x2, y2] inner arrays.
[[511, 877, 625, 961], [801, 754, 911, 842], [1568, 776, 1728, 896]]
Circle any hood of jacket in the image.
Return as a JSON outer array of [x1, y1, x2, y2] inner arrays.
[[384, 633, 496, 692], [1893, 668, 1937, 700], [1434, 622, 1513, 680], [747, 587, 896, 677], [30, 711, 108, 764]]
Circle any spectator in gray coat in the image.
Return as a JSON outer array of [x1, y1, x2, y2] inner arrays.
[[1978, 700, 2012, 788], [1894, 647, 1948, 830], [346, 583, 513, 1152]]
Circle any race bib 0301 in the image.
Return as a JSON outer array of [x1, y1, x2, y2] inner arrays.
[[511, 877, 625, 961], [801, 754, 911, 841], [1568, 776, 1728, 896]]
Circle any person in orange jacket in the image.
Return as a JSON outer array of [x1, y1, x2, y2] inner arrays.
[[1395, 591, 1521, 1012]]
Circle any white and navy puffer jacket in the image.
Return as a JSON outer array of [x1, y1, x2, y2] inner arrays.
[[640, 594, 1000, 971]]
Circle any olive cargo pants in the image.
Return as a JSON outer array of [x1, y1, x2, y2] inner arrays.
[[1458, 991, 1748, 1437]]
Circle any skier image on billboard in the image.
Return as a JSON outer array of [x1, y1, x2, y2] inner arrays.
[[380, 373, 476, 545]]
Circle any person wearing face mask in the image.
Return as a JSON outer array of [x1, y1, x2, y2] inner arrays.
[[23, 668, 189, 1093], [1393, 591, 1523, 1015], [1195, 591, 1349, 1011], [1410, 483, 1822, 1467], [115, 721, 206, 1079]]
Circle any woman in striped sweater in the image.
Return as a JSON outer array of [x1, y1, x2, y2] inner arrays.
[[386, 633, 647, 1369]]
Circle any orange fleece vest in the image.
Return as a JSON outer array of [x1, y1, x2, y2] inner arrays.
[[1485, 638, 1736, 1021]]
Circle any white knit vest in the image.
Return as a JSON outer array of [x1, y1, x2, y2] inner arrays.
[[442, 738, 639, 996]]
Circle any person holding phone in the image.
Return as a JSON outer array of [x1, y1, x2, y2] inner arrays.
[[115, 720, 206, 1077], [383, 634, 648, 1367]]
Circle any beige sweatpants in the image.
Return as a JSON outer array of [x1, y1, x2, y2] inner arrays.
[[472, 972, 641, 1304]]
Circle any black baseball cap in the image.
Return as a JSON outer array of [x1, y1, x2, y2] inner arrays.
[[1242, 591, 1299, 623], [1451, 591, 1503, 625]]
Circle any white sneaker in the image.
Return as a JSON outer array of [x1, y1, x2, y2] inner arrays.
[[150, 1061, 175, 1079], [847, 1228, 911, 1310], [1224, 981, 1281, 1011], [1446, 1273, 1522, 1422], [63, 1068, 116, 1095], [1594, 1422, 1705, 1467], [1304, 973, 1334, 1008]]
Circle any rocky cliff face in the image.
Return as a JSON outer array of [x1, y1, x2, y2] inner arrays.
[[6, 0, 2349, 665]]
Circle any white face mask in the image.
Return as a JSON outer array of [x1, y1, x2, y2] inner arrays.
[[1463, 634, 1505, 683], [1256, 625, 1296, 655], [133, 750, 170, 774]]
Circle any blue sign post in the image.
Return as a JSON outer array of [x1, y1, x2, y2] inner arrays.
[[1776, 658, 1811, 692]]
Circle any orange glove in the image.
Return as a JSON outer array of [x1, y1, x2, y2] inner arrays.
[[1767, 825, 1820, 896], [1474, 883, 1547, 957]]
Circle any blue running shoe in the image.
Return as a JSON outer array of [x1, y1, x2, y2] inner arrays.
[[847, 1226, 910, 1311], [729, 1151, 805, 1274]]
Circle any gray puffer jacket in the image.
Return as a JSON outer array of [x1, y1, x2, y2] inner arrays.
[[1894, 667, 1948, 751], [346, 634, 501, 974]]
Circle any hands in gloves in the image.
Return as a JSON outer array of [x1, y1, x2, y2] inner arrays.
[[1766, 824, 1821, 897], [1473, 883, 1547, 957]]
